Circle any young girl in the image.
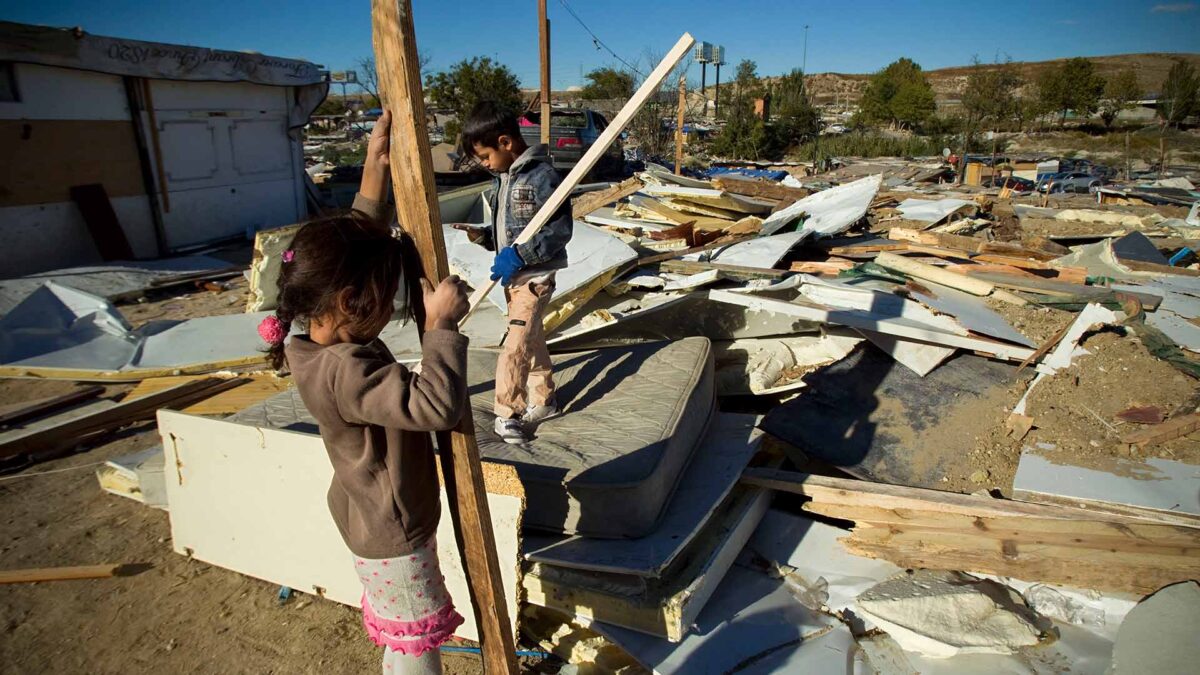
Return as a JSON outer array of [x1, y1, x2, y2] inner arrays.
[[258, 111, 471, 675]]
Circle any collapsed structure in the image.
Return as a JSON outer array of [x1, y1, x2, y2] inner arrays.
[[2, 19, 1200, 675]]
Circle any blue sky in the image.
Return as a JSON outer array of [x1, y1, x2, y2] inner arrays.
[[3, 0, 1198, 89]]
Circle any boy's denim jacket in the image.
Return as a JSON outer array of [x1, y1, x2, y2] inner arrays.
[[481, 144, 572, 272]]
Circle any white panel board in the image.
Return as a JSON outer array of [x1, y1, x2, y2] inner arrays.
[[0, 63, 129, 120], [0, 195, 158, 277], [157, 411, 523, 642], [1013, 448, 1200, 519]]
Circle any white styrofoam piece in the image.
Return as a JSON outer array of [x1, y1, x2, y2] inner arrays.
[[760, 174, 882, 237], [444, 220, 637, 311], [1043, 303, 1121, 371], [896, 197, 976, 223], [591, 564, 844, 675], [156, 410, 522, 642], [1013, 449, 1200, 518], [662, 269, 721, 292], [583, 206, 675, 232], [522, 414, 762, 576]]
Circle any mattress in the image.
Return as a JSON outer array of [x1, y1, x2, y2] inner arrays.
[[228, 337, 715, 539]]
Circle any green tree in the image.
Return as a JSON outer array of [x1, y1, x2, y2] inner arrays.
[[1099, 69, 1141, 128], [1036, 58, 1105, 126], [711, 59, 772, 159], [581, 66, 634, 100], [770, 69, 818, 151], [425, 56, 521, 139], [962, 58, 1021, 132], [1158, 60, 1198, 128], [859, 58, 936, 129]]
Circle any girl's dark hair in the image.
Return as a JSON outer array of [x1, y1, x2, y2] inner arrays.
[[267, 214, 423, 371], [460, 100, 523, 156]]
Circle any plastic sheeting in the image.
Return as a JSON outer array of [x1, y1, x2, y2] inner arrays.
[[896, 197, 977, 224], [759, 174, 882, 237]]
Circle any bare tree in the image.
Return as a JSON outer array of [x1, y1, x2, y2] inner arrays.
[[356, 52, 432, 106]]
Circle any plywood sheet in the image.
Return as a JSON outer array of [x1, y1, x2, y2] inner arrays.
[[0, 119, 145, 208], [157, 411, 523, 642]]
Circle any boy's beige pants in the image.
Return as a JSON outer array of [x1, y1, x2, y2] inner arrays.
[[494, 274, 556, 419]]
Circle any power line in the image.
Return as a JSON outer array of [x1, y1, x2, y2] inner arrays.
[[556, 0, 645, 78]]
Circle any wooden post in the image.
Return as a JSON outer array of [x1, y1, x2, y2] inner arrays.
[[538, 0, 551, 146], [370, 2, 519, 672], [675, 76, 686, 175]]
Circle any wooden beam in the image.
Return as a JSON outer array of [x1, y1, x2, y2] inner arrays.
[[462, 32, 696, 320], [0, 563, 144, 584], [674, 75, 685, 175], [370, 2, 518, 671], [570, 177, 643, 219], [888, 226, 984, 253], [538, 0, 550, 147], [875, 251, 995, 296], [0, 386, 104, 427], [657, 258, 789, 281], [713, 177, 809, 203], [0, 378, 245, 462]]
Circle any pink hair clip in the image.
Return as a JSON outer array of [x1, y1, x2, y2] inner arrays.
[[282, 249, 295, 263], [257, 315, 287, 345]]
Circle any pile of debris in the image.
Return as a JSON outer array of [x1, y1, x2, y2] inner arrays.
[[2, 155, 1199, 674]]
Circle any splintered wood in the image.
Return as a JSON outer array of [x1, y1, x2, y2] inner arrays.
[[741, 468, 1200, 595]]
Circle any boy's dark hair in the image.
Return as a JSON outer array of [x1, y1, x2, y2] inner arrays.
[[460, 101, 523, 156], [267, 215, 423, 370]]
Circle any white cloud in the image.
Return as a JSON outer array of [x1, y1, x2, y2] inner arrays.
[[1152, 3, 1197, 12]]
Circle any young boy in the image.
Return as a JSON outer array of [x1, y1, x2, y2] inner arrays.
[[458, 101, 572, 444]]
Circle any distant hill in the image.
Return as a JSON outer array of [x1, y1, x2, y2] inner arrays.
[[775, 53, 1200, 107]]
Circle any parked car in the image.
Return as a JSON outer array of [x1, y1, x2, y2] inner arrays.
[[983, 175, 1035, 192], [1036, 171, 1106, 194], [519, 109, 623, 176]]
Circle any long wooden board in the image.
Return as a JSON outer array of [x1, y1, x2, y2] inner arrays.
[[371, 2, 518, 670], [462, 32, 696, 319]]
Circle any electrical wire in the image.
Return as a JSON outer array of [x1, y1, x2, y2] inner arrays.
[[0, 461, 106, 482], [555, 0, 645, 78]]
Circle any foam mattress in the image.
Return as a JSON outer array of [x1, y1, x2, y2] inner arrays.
[[228, 337, 715, 539]]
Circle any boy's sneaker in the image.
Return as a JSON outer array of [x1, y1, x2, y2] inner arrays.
[[494, 417, 529, 444], [521, 402, 561, 426]]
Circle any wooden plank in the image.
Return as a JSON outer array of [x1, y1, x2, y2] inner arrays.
[[844, 527, 1198, 596], [674, 76, 685, 175], [978, 241, 1059, 261], [888, 227, 984, 253], [0, 378, 245, 462], [1122, 412, 1200, 447], [462, 32, 696, 318], [371, 3, 518, 670], [658, 259, 789, 281], [69, 183, 134, 260], [0, 564, 135, 584], [538, 0, 550, 147], [635, 233, 755, 267], [633, 196, 736, 232], [1117, 257, 1200, 277], [0, 119, 146, 208], [713, 177, 809, 203], [790, 260, 855, 275], [875, 251, 994, 296], [126, 374, 291, 416], [570, 177, 643, 219], [0, 385, 104, 427], [0, 354, 270, 383], [903, 244, 974, 261]]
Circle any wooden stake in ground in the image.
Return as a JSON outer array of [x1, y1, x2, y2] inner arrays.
[[538, 0, 551, 146], [675, 75, 685, 175], [460, 32, 696, 322], [370, 2, 518, 672]]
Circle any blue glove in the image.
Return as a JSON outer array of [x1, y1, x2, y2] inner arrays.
[[489, 246, 525, 286]]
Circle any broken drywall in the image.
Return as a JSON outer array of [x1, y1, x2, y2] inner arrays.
[[856, 570, 1043, 658], [1111, 581, 1200, 675]]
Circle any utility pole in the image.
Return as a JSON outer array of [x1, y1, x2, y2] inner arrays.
[[675, 75, 686, 174], [714, 61, 721, 118], [538, 0, 550, 145], [370, 2, 519, 672], [803, 25, 810, 75]]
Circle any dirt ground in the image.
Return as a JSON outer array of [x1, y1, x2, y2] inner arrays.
[[0, 279, 554, 675]]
